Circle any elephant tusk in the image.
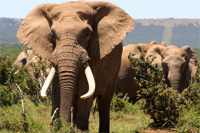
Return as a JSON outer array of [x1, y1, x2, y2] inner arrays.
[[80, 63, 96, 99], [41, 65, 56, 97]]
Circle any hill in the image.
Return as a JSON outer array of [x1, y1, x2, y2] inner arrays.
[[0, 18, 200, 48], [124, 19, 200, 48], [0, 18, 22, 45]]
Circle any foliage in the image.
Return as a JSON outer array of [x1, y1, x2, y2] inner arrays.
[[0, 85, 19, 107], [194, 48, 200, 61], [0, 97, 78, 132], [176, 64, 200, 132], [129, 53, 200, 129], [0, 56, 14, 85], [0, 56, 51, 108], [0, 48, 199, 132], [0, 45, 27, 58], [0, 96, 152, 133], [111, 96, 137, 113]]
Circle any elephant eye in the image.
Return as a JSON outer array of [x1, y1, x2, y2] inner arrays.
[[162, 63, 168, 70], [50, 30, 57, 39], [149, 55, 153, 57], [51, 31, 55, 38]]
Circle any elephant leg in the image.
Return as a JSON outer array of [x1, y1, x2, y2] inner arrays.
[[98, 83, 115, 133], [51, 72, 60, 117], [128, 96, 138, 104], [74, 96, 95, 130]]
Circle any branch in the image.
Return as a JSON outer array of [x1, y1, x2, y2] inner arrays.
[[16, 83, 29, 132], [16, 83, 25, 113], [50, 108, 59, 125], [123, 93, 128, 100]]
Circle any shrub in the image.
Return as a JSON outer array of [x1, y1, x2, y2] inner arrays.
[[176, 65, 200, 132], [0, 56, 20, 107], [111, 96, 134, 113], [0, 85, 19, 107], [0, 56, 51, 107], [0, 56, 14, 85], [129, 54, 187, 128]]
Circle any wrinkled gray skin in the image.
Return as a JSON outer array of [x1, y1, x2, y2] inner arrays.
[[146, 45, 198, 92], [116, 42, 166, 103], [16, 1, 134, 132]]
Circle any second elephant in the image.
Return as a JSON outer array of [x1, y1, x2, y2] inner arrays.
[[116, 41, 166, 103], [116, 44, 198, 103], [146, 45, 198, 92]]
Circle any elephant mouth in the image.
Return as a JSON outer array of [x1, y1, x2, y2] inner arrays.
[[40, 62, 95, 99]]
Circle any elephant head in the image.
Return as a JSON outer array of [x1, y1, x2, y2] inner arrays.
[[145, 45, 199, 92], [14, 50, 42, 75], [17, 1, 134, 124], [116, 41, 166, 104], [13, 51, 28, 68], [128, 41, 166, 60]]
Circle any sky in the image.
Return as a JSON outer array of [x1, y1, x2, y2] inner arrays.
[[0, 0, 200, 19]]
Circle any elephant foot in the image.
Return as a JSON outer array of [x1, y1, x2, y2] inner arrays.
[[76, 123, 89, 131]]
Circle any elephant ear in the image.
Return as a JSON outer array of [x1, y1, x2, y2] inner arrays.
[[145, 45, 166, 68], [88, 1, 134, 60], [181, 46, 199, 79], [16, 4, 57, 61]]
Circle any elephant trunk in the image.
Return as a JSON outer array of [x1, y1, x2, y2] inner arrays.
[[55, 39, 86, 122], [40, 38, 95, 122], [168, 72, 182, 92], [58, 49, 79, 122]]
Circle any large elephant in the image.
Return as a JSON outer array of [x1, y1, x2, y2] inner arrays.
[[116, 41, 166, 103], [145, 45, 198, 92], [16, 1, 134, 132]]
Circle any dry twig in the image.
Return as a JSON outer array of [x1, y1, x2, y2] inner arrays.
[[16, 83, 29, 132], [50, 108, 59, 125]]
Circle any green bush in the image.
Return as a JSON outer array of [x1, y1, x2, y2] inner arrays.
[[0, 85, 19, 107], [0, 55, 52, 132], [0, 56, 14, 85], [129, 54, 187, 128], [0, 56, 20, 107], [176, 65, 200, 132], [111, 97, 134, 113], [0, 56, 51, 107]]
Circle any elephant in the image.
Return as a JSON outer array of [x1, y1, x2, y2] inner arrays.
[[14, 50, 51, 87], [14, 50, 41, 75], [13, 51, 29, 68], [16, 1, 134, 132], [145, 45, 198, 92], [116, 41, 166, 103]]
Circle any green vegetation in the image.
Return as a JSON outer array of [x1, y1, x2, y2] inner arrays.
[[194, 48, 200, 61], [0, 45, 199, 132], [0, 52, 200, 133], [129, 53, 200, 131], [0, 44, 27, 59], [0, 55, 152, 132]]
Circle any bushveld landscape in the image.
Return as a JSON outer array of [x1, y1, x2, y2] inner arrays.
[[0, 45, 200, 132], [0, 17, 200, 132]]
